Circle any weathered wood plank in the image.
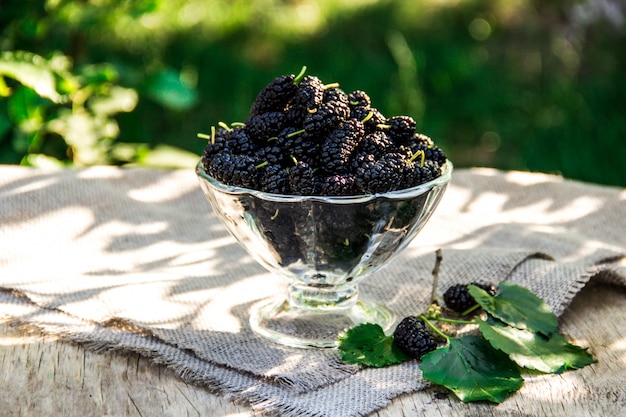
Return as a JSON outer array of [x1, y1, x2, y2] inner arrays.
[[1, 283, 625, 416]]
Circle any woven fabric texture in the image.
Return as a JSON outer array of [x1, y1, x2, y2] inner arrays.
[[1, 166, 624, 417]]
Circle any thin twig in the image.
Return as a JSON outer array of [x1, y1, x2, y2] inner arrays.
[[430, 249, 443, 304]]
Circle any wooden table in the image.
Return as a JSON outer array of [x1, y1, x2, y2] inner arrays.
[[2, 282, 624, 416]]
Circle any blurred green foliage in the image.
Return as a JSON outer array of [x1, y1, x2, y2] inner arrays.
[[1, 0, 624, 185]]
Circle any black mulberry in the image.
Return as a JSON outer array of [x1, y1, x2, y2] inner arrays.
[[245, 111, 287, 142], [208, 152, 259, 190], [355, 153, 404, 193], [350, 106, 386, 133], [250, 74, 297, 115], [319, 173, 358, 196], [347, 90, 371, 108], [259, 164, 290, 194], [319, 119, 365, 174], [358, 131, 395, 159], [294, 75, 325, 110], [393, 316, 438, 359], [277, 127, 320, 167], [303, 100, 350, 137], [289, 161, 317, 195], [379, 116, 416, 144], [443, 282, 497, 313], [226, 126, 257, 154]]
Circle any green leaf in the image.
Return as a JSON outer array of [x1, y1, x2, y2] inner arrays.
[[0, 51, 62, 102], [477, 316, 596, 374], [420, 335, 523, 403], [469, 282, 558, 336], [338, 323, 410, 367], [89, 85, 138, 115], [143, 68, 198, 111]]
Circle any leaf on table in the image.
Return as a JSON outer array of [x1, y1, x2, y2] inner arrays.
[[469, 282, 558, 336], [337, 323, 410, 367], [420, 335, 523, 403], [477, 316, 596, 374]]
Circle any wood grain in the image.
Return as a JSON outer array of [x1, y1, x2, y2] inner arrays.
[[2, 283, 625, 417]]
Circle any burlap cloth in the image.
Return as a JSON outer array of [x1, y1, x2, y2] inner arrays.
[[1, 165, 624, 417]]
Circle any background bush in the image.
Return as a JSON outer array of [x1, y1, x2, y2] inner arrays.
[[1, 0, 624, 186]]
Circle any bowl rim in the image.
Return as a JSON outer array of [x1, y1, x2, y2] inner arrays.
[[196, 159, 453, 203]]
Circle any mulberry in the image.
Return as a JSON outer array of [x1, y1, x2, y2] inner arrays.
[[350, 106, 386, 133], [319, 173, 358, 196], [245, 111, 286, 142], [355, 153, 404, 193], [294, 75, 325, 110], [403, 134, 448, 166], [393, 316, 438, 359], [208, 152, 259, 190], [259, 164, 290, 194], [250, 74, 297, 115], [358, 131, 395, 159], [347, 90, 371, 108], [323, 86, 349, 105], [443, 282, 497, 313], [289, 161, 317, 195], [319, 119, 365, 174], [379, 116, 416, 144], [277, 127, 320, 167], [226, 126, 257, 154], [303, 99, 350, 137], [201, 128, 229, 170]]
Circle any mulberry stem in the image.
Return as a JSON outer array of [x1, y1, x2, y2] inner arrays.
[[196, 126, 217, 144], [287, 128, 306, 137], [294, 66, 307, 84], [432, 316, 476, 325], [361, 111, 374, 124], [418, 315, 450, 341], [218, 121, 232, 131], [409, 150, 425, 168], [461, 304, 481, 317]]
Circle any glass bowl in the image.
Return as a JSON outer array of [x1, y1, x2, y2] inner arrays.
[[196, 160, 452, 348]]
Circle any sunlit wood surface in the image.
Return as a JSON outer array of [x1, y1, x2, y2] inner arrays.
[[2, 283, 624, 417]]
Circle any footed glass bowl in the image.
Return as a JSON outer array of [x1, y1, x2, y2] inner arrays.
[[196, 161, 452, 348]]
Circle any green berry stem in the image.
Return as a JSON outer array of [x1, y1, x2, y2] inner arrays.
[[324, 82, 340, 89], [361, 111, 374, 124], [432, 316, 476, 326], [418, 315, 450, 341], [294, 65, 307, 84], [218, 121, 232, 131], [461, 303, 481, 317], [231, 121, 245, 127], [287, 128, 306, 137], [197, 132, 211, 140], [409, 150, 426, 168]]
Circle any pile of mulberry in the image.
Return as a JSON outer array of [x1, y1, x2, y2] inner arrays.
[[200, 67, 448, 196]]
